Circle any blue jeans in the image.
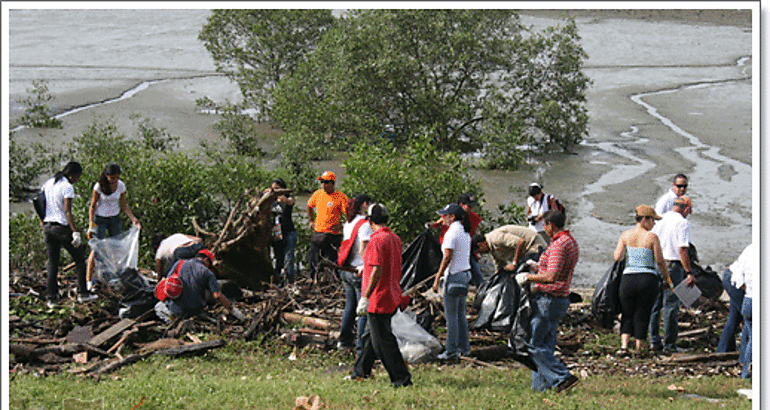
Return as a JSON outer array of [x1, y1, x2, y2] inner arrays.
[[340, 270, 367, 354], [95, 215, 122, 239], [717, 269, 744, 353], [443, 272, 471, 356], [528, 293, 572, 391], [470, 256, 484, 287], [740, 296, 752, 378], [649, 262, 684, 349]]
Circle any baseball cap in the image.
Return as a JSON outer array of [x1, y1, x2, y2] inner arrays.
[[674, 196, 692, 208], [318, 171, 336, 181], [457, 193, 478, 206], [437, 203, 464, 217], [367, 203, 389, 224], [635, 204, 661, 220], [197, 248, 215, 264]]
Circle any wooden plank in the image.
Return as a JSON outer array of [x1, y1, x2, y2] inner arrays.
[[88, 319, 135, 348], [155, 339, 226, 356]]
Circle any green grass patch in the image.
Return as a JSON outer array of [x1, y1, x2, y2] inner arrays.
[[9, 341, 752, 410]]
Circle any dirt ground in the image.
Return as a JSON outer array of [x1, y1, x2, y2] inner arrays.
[[517, 9, 752, 27]]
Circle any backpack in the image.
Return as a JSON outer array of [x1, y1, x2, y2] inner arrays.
[[543, 194, 566, 216], [338, 219, 367, 266], [32, 189, 46, 221], [155, 260, 183, 301]]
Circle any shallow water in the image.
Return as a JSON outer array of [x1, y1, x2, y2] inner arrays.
[[6, 9, 755, 286]]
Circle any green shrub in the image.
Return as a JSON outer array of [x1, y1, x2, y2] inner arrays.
[[15, 80, 62, 129], [9, 213, 47, 273]]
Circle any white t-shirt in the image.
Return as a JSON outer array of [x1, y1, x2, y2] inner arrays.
[[342, 215, 373, 268], [155, 233, 196, 262], [730, 243, 757, 298], [93, 180, 126, 218], [43, 177, 75, 225], [527, 194, 551, 233], [442, 221, 471, 274], [651, 211, 690, 261], [654, 189, 678, 216]]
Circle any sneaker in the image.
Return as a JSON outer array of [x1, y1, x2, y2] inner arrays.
[[86, 279, 98, 292], [555, 375, 580, 393], [437, 351, 459, 361], [77, 293, 99, 303], [663, 346, 686, 354], [46, 299, 59, 309]]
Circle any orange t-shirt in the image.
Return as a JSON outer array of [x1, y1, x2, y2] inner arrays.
[[307, 189, 348, 234]]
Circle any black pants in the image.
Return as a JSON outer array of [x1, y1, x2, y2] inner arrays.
[[307, 232, 341, 280], [44, 222, 87, 300], [618, 272, 659, 340], [352, 311, 412, 387]]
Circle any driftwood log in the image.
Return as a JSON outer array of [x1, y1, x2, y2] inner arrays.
[[193, 187, 292, 291]]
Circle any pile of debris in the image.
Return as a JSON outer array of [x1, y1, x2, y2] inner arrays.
[[9, 264, 744, 379]]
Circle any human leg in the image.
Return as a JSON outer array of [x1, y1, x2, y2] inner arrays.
[[443, 291, 461, 356], [58, 228, 88, 296], [662, 264, 684, 350], [740, 296, 752, 379], [528, 294, 572, 391], [717, 269, 744, 353], [470, 256, 484, 287], [352, 319, 376, 379], [44, 224, 62, 302], [368, 312, 412, 387], [271, 240, 286, 283], [339, 271, 360, 348], [283, 230, 298, 283]]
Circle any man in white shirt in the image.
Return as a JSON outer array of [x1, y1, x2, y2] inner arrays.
[[728, 243, 756, 378], [152, 233, 204, 276], [648, 196, 695, 352], [654, 174, 688, 216]]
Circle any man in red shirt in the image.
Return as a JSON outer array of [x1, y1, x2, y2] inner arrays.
[[516, 210, 580, 393], [306, 171, 348, 279], [351, 203, 412, 387]]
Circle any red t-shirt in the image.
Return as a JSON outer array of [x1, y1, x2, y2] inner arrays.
[[532, 230, 579, 297], [362, 226, 403, 314]]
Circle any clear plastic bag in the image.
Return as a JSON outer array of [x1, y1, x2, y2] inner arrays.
[[88, 226, 141, 292], [391, 309, 442, 364]]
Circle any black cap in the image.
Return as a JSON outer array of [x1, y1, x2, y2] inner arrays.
[[437, 203, 464, 217], [367, 203, 389, 224], [457, 193, 477, 207]]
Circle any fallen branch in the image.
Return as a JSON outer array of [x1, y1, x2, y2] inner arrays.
[[281, 313, 331, 330]]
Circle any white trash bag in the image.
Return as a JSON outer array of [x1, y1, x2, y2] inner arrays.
[[88, 226, 141, 291], [391, 309, 442, 364]]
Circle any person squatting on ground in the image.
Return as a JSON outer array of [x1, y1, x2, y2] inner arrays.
[[154, 249, 244, 323], [152, 233, 204, 277], [351, 203, 412, 387], [720, 242, 756, 378], [432, 203, 473, 360], [306, 171, 348, 280], [41, 161, 97, 307], [613, 204, 672, 356], [338, 194, 373, 353], [267, 178, 298, 285], [526, 183, 558, 245], [648, 196, 695, 352], [655, 173, 688, 216], [515, 210, 580, 392], [473, 224, 548, 275], [86, 163, 141, 289]]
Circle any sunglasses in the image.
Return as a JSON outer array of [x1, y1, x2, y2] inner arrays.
[[320, 180, 334, 184], [675, 184, 688, 188]]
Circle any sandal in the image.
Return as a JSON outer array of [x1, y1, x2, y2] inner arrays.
[[615, 348, 630, 357]]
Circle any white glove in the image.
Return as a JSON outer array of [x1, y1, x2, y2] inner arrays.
[[515, 272, 529, 287], [87, 226, 98, 240], [356, 297, 370, 316], [231, 307, 246, 321], [71, 232, 82, 247], [356, 266, 364, 276]]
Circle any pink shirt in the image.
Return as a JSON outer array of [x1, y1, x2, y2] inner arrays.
[[532, 230, 579, 297], [362, 227, 403, 314]]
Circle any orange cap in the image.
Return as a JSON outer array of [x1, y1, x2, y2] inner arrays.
[[318, 171, 336, 181]]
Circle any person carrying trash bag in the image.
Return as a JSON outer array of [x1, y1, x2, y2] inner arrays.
[[515, 210, 580, 393], [154, 249, 245, 323]]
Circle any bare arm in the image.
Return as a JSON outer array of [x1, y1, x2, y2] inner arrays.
[[433, 248, 453, 291], [679, 246, 695, 286], [212, 291, 232, 310], [64, 197, 78, 232], [651, 234, 672, 288], [307, 206, 315, 230], [119, 192, 141, 227], [89, 189, 99, 224], [363, 265, 384, 299], [613, 234, 626, 261]]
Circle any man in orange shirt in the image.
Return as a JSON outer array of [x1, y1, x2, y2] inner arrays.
[[307, 171, 349, 279]]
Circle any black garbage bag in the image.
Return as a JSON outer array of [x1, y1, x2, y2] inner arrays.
[[471, 270, 520, 332], [508, 287, 537, 371], [116, 268, 158, 319], [591, 258, 625, 329], [693, 264, 723, 300], [400, 229, 442, 291]]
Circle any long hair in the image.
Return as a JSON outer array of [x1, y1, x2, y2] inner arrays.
[[346, 194, 372, 223], [54, 161, 82, 183], [98, 163, 121, 195], [454, 207, 471, 233]]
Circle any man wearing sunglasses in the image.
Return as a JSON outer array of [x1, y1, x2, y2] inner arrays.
[[655, 174, 688, 216], [307, 171, 349, 279]]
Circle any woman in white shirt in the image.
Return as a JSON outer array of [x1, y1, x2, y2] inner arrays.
[[42, 161, 94, 306], [432, 203, 472, 360], [338, 194, 373, 352], [86, 163, 141, 286]]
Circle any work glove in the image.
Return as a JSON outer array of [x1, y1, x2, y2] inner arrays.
[[356, 297, 370, 317], [71, 232, 82, 247], [87, 222, 97, 240], [231, 307, 246, 321], [515, 272, 529, 287]]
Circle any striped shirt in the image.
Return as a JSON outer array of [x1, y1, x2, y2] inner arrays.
[[532, 230, 579, 297]]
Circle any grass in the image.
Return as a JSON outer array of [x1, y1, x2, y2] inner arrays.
[[9, 339, 752, 410]]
